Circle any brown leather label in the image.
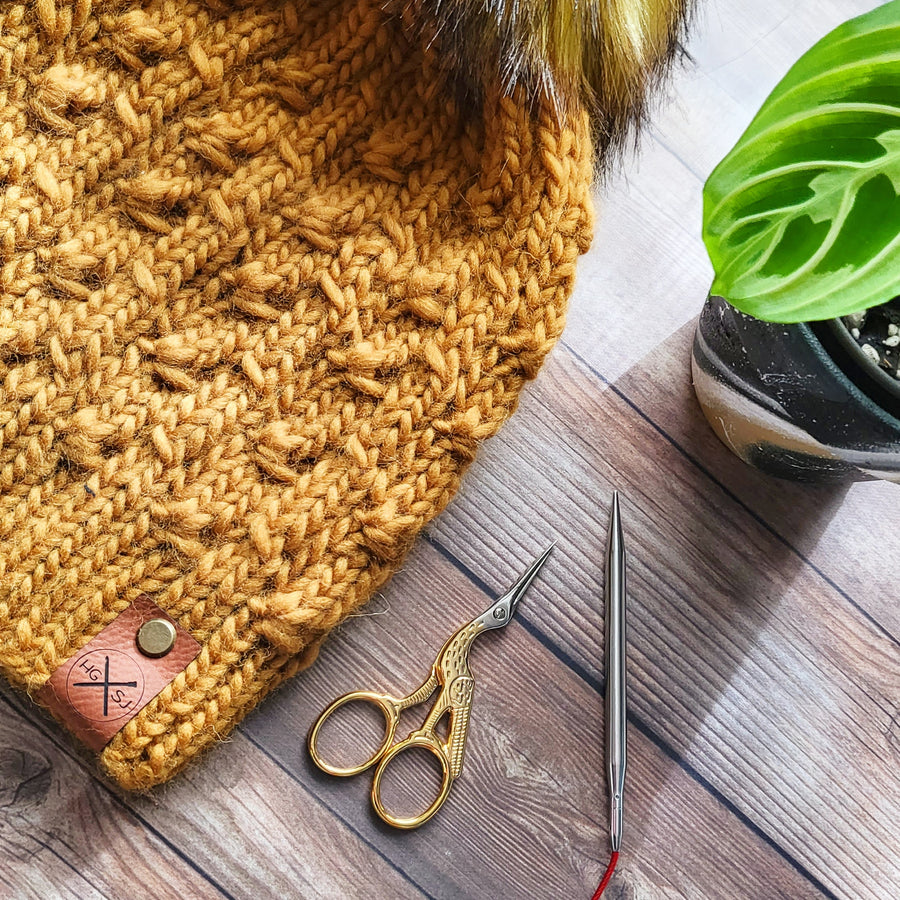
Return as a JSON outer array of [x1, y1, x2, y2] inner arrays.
[[36, 595, 201, 752]]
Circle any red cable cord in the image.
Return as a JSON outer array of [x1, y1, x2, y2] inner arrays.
[[591, 850, 619, 899]]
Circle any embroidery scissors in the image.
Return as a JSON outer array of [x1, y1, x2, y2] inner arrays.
[[307, 545, 554, 829]]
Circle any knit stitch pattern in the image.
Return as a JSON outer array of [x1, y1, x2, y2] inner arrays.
[[0, 0, 593, 789]]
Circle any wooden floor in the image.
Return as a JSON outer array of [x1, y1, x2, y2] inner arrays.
[[3, 1, 897, 898]]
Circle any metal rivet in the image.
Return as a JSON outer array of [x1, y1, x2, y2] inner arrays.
[[136, 618, 177, 658]]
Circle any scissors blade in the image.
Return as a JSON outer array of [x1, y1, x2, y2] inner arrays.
[[476, 543, 554, 631]]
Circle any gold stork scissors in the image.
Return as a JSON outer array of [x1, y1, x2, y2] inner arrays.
[[307, 545, 554, 829]]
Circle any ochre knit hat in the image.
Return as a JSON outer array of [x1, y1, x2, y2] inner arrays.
[[0, 0, 683, 788]]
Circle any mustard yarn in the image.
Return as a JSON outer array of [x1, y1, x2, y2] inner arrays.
[[0, 0, 593, 789]]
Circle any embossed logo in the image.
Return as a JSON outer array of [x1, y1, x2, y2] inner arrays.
[[65, 649, 145, 722], [37, 595, 202, 752]]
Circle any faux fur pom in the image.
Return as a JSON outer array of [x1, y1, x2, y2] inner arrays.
[[404, 0, 692, 154]]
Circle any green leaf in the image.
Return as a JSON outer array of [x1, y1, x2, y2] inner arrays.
[[702, 1, 900, 323]]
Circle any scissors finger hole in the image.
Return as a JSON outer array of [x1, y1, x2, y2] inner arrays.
[[312, 697, 392, 772], [374, 746, 449, 824]]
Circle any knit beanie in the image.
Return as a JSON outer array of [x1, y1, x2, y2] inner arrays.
[[0, 0, 686, 788]]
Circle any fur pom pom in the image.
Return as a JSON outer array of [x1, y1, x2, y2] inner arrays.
[[404, 0, 692, 154]]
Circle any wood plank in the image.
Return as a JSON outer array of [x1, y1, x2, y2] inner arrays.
[[654, 0, 884, 169], [0, 4, 890, 899], [565, 136, 710, 384], [564, 0, 884, 382], [613, 320, 900, 638], [244, 539, 828, 899], [426, 346, 900, 899], [0, 686, 424, 900], [0, 690, 224, 900]]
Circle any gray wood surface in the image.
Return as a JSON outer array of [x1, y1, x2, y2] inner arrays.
[[2, 0, 896, 898]]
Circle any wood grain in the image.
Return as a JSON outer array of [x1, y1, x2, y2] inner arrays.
[[564, 0, 886, 382], [0, 685, 424, 900], [614, 321, 900, 638], [0, 1, 895, 898], [0, 691, 225, 900], [427, 345, 900, 899], [245, 539, 828, 899]]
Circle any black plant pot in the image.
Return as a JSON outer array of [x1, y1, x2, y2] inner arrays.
[[691, 295, 900, 483]]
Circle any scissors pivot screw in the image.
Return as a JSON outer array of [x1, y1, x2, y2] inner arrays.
[[492, 608, 507, 620]]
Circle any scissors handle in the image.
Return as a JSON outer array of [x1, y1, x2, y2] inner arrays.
[[446, 676, 474, 777], [370, 731, 453, 829], [307, 690, 400, 777]]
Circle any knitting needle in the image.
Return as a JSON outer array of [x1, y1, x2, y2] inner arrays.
[[593, 491, 627, 899], [606, 490, 627, 854]]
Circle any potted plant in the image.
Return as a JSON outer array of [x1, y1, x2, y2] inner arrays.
[[691, 1, 900, 483]]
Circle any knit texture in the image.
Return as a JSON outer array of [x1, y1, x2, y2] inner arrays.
[[0, 0, 593, 789]]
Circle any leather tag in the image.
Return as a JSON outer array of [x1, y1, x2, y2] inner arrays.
[[36, 595, 201, 752]]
